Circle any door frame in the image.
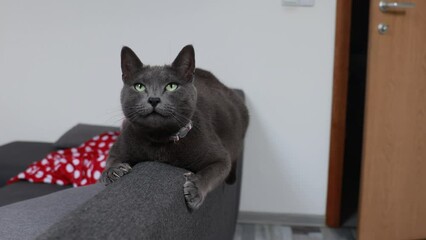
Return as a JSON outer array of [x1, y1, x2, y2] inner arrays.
[[325, 0, 353, 227]]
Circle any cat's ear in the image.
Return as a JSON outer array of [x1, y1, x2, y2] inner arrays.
[[172, 45, 195, 81], [121, 46, 143, 81]]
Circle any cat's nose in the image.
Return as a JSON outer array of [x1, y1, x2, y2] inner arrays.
[[148, 97, 161, 107]]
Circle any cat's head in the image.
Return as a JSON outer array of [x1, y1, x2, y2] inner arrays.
[[120, 45, 197, 133]]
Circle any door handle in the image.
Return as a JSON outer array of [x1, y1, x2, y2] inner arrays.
[[379, 1, 415, 12]]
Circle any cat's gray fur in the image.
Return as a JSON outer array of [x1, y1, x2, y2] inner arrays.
[[100, 45, 249, 210]]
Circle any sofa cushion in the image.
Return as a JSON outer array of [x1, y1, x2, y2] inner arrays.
[[0, 183, 104, 239], [0, 182, 69, 208], [53, 123, 119, 149]]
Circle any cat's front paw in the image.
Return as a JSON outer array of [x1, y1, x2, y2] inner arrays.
[[100, 163, 132, 185], [183, 172, 205, 211]]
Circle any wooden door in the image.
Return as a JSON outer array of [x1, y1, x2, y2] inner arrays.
[[359, 0, 426, 239]]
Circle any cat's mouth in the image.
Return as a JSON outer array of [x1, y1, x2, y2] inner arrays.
[[145, 108, 169, 118]]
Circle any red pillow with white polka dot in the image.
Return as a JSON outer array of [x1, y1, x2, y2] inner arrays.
[[7, 131, 119, 187]]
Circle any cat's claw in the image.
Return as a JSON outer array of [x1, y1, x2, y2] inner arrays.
[[183, 172, 205, 211], [100, 163, 132, 185]]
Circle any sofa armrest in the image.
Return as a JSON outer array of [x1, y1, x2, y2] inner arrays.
[[37, 161, 241, 240]]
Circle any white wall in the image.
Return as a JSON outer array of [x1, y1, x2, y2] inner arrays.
[[0, 0, 336, 215]]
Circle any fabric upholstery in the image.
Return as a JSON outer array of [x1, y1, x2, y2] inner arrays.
[[36, 160, 242, 240], [0, 184, 104, 240], [0, 182, 70, 208]]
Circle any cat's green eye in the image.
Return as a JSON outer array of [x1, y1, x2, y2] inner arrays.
[[165, 83, 179, 92], [134, 83, 146, 92]]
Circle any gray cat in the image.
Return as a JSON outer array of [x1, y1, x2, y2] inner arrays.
[[100, 45, 249, 210]]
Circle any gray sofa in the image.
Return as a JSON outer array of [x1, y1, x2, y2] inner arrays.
[[0, 124, 243, 239]]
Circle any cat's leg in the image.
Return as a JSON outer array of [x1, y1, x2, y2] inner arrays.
[[183, 151, 231, 210], [100, 158, 132, 185], [100, 142, 132, 185]]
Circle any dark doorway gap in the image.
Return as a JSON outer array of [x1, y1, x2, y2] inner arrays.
[[340, 0, 370, 227]]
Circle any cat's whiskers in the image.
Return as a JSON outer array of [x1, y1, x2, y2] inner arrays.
[[125, 109, 145, 123], [124, 105, 145, 111], [107, 116, 126, 125], [164, 106, 201, 133], [123, 105, 150, 118], [127, 113, 140, 123], [170, 114, 186, 129], [102, 106, 127, 125], [162, 108, 189, 130]]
